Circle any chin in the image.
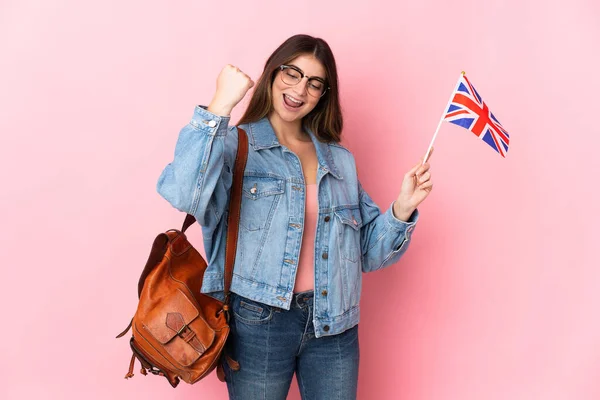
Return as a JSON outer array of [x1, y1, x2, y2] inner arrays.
[[273, 104, 307, 123], [281, 112, 304, 123]]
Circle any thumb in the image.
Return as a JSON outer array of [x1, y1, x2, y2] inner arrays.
[[405, 160, 421, 179]]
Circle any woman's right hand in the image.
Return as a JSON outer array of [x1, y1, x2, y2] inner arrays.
[[208, 65, 255, 117]]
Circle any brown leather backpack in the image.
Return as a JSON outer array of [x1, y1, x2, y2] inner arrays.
[[116, 127, 248, 388]]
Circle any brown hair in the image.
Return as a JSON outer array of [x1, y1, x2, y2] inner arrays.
[[237, 34, 343, 143]]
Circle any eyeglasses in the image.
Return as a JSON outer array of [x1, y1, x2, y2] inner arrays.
[[278, 65, 330, 98]]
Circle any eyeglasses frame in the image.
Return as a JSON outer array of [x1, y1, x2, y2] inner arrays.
[[278, 65, 330, 98]]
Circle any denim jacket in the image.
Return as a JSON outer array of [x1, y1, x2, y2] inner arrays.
[[157, 106, 419, 338]]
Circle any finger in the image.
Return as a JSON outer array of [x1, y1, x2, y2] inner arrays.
[[405, 161, 421, 179], [418, 180, 433, 191], [417, 171, 431, 184], [415, 163, 430, 179]]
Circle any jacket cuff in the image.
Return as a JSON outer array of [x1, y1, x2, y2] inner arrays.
[[188, 105, 230, 136], [386, 200, 418, 230]]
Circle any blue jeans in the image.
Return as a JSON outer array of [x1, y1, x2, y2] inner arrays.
[[222, 290, 360, 400]]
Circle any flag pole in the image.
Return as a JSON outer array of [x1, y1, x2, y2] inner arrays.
[[422, 71, 465, 165]]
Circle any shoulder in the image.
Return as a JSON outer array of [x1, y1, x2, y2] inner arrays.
[[328, 142, 357, 170], [327, 141, 360, 180], [328, 141, 355, 159]]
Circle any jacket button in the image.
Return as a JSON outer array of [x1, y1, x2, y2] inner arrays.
[[322, 252, 328, 259], [324, 216, 330, 222], [321, 290, 328, 296], [323, 325, 330, 332]]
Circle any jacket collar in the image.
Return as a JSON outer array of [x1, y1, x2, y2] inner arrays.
[[247, 117, 343, 180]]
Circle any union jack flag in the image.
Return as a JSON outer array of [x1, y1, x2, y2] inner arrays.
[[444, 74, 510, 157]]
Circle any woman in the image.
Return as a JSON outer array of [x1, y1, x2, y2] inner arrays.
[[157, 34, 433, 400]]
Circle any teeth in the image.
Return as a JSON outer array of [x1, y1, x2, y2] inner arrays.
[[285, 94, 303, 105]]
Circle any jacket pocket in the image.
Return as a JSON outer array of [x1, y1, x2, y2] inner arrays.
[[239, 175, 285, 231], [334, 206, 363, 263]]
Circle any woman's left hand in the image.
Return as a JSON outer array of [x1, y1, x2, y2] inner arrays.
[[393, 149, 434, 222]]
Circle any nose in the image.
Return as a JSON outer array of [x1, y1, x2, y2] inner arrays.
[[291, 78, 309, 97]]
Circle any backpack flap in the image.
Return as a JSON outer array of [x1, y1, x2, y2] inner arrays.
[[143, 289, 216, 367]]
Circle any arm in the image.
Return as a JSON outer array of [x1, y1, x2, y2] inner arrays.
[[359, 181, 419, 273], [156, 64, 254, 228], [156, 106, 238, 228], [360, 153, 434, 272]]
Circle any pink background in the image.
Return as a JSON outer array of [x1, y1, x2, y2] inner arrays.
[[1, 1, 599, 399]]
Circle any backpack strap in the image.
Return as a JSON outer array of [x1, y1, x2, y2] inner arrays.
[[181, 127, 249, 307]]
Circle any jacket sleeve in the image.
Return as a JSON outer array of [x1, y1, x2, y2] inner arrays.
[[358, 181, 419, 273], [156, 106, 239, 228]]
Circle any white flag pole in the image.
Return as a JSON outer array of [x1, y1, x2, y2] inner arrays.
[[422, 71, 465, 165]]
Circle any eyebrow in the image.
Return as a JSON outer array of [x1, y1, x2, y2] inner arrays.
[[288, 64, 326, 83]]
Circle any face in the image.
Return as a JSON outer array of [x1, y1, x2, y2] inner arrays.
[[270, 54, 327, 124]]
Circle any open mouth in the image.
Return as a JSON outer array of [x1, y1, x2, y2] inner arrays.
[[283, 94, 304, 109]]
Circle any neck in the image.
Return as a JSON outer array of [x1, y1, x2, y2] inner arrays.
[[268, 113, 311, 144]]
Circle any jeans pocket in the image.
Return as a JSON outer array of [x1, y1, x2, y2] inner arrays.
[[232, 293, 273, 325]]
